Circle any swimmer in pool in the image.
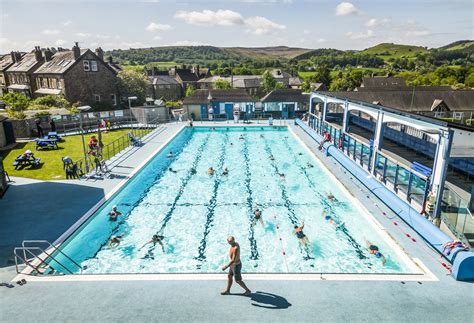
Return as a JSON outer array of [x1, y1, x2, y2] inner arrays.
[[108, 234, 124, 248], [260, 134, 264, 138], [252, 208, 263, 226], [279, 173, 285, 180], [222, 167, 229, 176], [327, 193, 335, 203], [167, 151, 173, 158], [239, 135, 244, 140], [294, 222, 310, 246], [208, 167, 215, 176], [367, 242, 386, 265], [306, 162, 314, 168], [140, 234, 165, 252], [269, 155, 275, 161], [190, 168, 197, 175], [169, 167, 177, 173], [109, 205, 121, 221]]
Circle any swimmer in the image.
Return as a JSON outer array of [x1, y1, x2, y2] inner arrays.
[[306, 162, 314, 168], [190, 168, 197, 175], [279, 173, 285, 180], [169, 167, 177, 173], [260, 134, 264, 138], [269, 155, 275, 161], [298, 152, 303, 156], [239, 135, 244, 140], [327, 193, 335, 203], [167, 151, 173, 158], [109, 205, 121, 221], [230, 142, 233, 146], [139, 234, 165, 252], [222, 167, 229, 176], [367, 242, 386, 265], [208, 167, 215, 176], [252, 208, 263, 226], [108, 234, 124, 248], [294, 222, 310, 246], [322, 210, 335, 225]]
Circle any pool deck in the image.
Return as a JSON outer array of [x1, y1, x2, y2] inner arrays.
[[0, 122, 472, 322]]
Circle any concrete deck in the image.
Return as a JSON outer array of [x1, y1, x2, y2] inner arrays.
[[0, 122, 472, 323]]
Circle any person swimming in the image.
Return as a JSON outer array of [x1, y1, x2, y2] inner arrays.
[[169, 167, 177, 173], [167, 151, 173, 158], [109, 205, 121, 221], [327, 193, 335, 203], [208, 167, 215, 176], [222, 167, 229, 176], [139, 234, 165, 252], [269, 155, 275, 161], [239, 135, 244, 140], [260, 134, 264, 138], [190, 168, 197, 175], [307, 162, 314, 168], [252, 208, 263, 226], [294, 222, 310, 246], [279, 173, 285, 180], [108, 234, 123, 248], [367, 242, 386, 265]]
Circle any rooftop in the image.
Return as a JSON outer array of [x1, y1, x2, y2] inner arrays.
[[183, 89, 255, 105], [33, 49, 88, 74]]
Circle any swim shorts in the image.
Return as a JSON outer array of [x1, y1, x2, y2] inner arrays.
[[229, 263, 242, 281]]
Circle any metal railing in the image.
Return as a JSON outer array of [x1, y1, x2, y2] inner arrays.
[[14, 240, 82, 275], [441, 185, 474, 247]]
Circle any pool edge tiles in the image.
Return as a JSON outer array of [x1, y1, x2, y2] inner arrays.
[[287, 126, 428, 277], [21, 125, 436, 280]]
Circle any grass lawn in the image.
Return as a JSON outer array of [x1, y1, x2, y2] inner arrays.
[[1, 129, 134, 180]]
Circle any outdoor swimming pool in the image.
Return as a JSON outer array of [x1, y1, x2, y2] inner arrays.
[[51, 126, 420, 275]]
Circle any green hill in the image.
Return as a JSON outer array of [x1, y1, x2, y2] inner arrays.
[[360, 43, 428, 61], [438, 40, 474, 52], [225, 46, 311, 60]]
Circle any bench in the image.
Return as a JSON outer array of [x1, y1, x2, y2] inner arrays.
[[13, 157, 41, 169], [35, 138, 59, 150], [411, 161, 432, 177]]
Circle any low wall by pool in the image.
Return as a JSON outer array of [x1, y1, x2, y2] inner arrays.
[[295, 119, 474, 281]]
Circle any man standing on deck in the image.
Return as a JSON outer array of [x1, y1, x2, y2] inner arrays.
[[221, 236, 252, 296]]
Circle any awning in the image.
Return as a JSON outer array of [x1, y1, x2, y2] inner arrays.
[[35, 88, 62, 95], [7, 84, 30, 90]]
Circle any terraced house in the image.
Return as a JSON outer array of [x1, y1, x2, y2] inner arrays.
[[0, 52, 23, 96], [32, 43, 119, 108], [4, 47, 44, 98]]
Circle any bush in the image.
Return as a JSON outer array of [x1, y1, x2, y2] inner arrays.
[[6, 109, 27, 119], [1, 92, 30, 111], [34, 111, 51, 117], [30, 95, 71, 110]]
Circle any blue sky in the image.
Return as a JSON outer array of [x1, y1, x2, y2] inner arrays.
[[0, 0, 472, 52]]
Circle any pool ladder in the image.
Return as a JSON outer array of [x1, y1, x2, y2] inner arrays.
[[13, 240, 82, 275]]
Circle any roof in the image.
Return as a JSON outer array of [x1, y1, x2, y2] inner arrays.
[[0, 54, 18, 72], [361, 77, 406, 88], [107, 61, 122, 73], [183, 89, 255, 105], [5, 52, 41, 73], [261, 89, 309, 103], [271, 69, 291, 79], [198, 75, 261, 88], [289, 77, 303, 86], [33, 49, 88, 74], [7, 84, 30, 90], [35, 88, 62, 95], [329, 89, 474, 112], [176, 70, 199, 82], [151, 75, 179, 85]]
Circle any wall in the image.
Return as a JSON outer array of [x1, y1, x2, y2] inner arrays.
[[63, 51, 118, 107], [10, 119, 32, 138], [184, 105, 202, 120], [0, 122, 6, 147]]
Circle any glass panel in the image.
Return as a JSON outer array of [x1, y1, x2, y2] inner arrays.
[[385, 159, 397, 184], [410, 174, 427, 204], [396, 167, 410, 193]]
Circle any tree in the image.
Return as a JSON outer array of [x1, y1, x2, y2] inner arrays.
[[117, 70, 149, 105], [261, 70, 277, 93], [28, 95, 72, 110], [185, 86, 195, 97], [1, 92, 30, 111], [310, 64, 331, 86], [214, 79, 232, 90]]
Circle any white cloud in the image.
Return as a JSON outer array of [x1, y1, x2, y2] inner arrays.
[[402, 20, 431, 38], [174, 9, 244, 26], [245, 16, 286, 35], [55, 39, 68, 46], [96, 34, 111, 39], [62, 20, 72, 26], [406, 30, 430, 37], [42, 29, 60, 35], [0, 38, 17, 51], [75, 32, 91, 38], [21, 40, 42, 51], [346, 30, 374, 40], [121, 41, 147, 48], [303, 29, 310, 35], [335, 2, 359, 16], [89, 42, 99, 47], [146, 22, 172, 32], [153, 35, 162, 40], [317, 38, 326, 43], [365, 18, 390, 28]]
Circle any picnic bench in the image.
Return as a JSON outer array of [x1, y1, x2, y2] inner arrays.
[[12, 154, 41, 170], [35, 138, 59, 150]]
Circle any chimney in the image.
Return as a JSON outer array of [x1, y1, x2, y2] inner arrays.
[[95, 47, 104, 61], [34, 46, 43, 62], [14, 52, 22, 62], [10, 51, 16, 63], [72, 42, 80, 60], [107, 56, 113, 63], [196, 64, 200, 76], [44, 48, 53, 62]]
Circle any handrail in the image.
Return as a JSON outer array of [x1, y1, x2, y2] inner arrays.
[[22, 240, 83, 273], [14, 246, 75, 275]]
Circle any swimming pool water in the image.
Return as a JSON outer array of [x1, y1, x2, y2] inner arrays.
[[54, 127, 418, 274]]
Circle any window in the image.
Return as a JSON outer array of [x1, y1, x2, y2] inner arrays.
[[83, 60, 90, 71], [51, 78, 57, 89], [111, 94, 117, 106], [90, 60, 98, 72], [94, 94, 101, 102]]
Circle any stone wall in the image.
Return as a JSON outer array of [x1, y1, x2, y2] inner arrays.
[[10, 119, 33, 138], [0, 122, 6, 147]]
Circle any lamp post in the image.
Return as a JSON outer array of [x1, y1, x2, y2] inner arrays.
[[77, 105, 92, 173], [128, 96, 137, 132]]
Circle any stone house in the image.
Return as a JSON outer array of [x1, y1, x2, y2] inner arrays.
[[4, 47, 45, 98], [32, 43, 119, 108], [147, 75, 182, 101], [0, 53, 23, 96]]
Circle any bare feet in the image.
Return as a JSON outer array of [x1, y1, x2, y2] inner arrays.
[[221, 291, 230, 295], [243, 290, 252, 296]]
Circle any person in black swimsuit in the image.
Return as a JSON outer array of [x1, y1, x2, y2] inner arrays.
[[294, 222, 310, 246]]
